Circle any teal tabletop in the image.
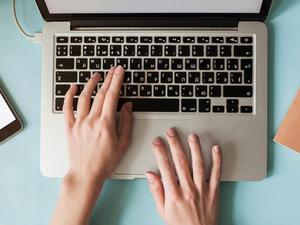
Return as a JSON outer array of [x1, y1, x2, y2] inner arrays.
[[1, 0, 300, 225]]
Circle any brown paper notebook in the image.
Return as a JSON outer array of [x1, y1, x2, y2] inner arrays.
[[274, 89, 300, 153]]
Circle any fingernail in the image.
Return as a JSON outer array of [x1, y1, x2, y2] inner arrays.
[[109, 66, 116, 73], [92, 72, 101, 79], [125, 102, 133, 112], [115, 65, 124, 73], [145, 173, 154, 183], [153, 137, 162, 146], [214, 145, 220, 153], [167, 127, 176, 137], [189, 133, 198, 142]]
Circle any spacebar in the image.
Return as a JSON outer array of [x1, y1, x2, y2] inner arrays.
[[117, 98, 179, 112]]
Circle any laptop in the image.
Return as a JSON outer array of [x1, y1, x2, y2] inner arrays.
[[37, 0, 272, 180]]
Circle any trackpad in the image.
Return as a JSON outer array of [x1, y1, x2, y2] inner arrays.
[[115, 119, 210, 176]]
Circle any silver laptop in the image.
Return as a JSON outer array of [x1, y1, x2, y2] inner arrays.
[[37, 0, 272, 180]]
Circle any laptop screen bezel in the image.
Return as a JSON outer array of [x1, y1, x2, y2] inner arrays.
[[36, 0, 272, 24]]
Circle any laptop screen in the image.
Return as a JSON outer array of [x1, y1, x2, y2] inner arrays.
[[44, 0, 264, 14]]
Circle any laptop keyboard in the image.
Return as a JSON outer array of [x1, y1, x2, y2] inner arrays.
[[54, 34, 254, 114]]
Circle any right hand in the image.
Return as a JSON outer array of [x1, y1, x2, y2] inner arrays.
[[146, 128, 222, 225]]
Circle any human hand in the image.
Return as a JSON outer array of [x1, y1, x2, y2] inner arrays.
[[146, 128, 222, 225], [63, 66, 133, 185]]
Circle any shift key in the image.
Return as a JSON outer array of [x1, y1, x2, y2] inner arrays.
[[224, 86, 253, 97]]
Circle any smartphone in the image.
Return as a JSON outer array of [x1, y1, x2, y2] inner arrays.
[[0, 87, 23, 143]]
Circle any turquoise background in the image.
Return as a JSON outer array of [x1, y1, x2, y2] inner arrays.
[[1, 0, 300, 224]]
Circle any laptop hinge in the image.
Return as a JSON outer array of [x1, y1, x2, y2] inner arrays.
[[70, 18, 238, 29]]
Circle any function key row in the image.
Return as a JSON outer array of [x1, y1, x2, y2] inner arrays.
[[56, 36, 253, 44]]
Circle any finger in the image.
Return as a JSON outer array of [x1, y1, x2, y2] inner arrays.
[[166, 128, 194, 192], [117, 102, 133, 153], [152, 137, 179, 197], [209, 145, 222, 193], [188, 134, 206, 191], [89, 67, 116, 118], [77, 73, 101, 119], [146, 171, 165, 215], [63, 84, 77, 128], [101, 65, 124, 120]]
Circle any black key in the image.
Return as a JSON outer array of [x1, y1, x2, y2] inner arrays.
[[76, 58, 88, 69], [96, 45, 108, 56], [140, 85, 152, 96], [110, 45, 122, 56], [124, 45, 135, 56], [147, 72, 159, 83], [226, 99, 239, 113], [103, 58, 115, 69], [178, 45, 190, 56], [56, 58, 74, 69], [213, 106, 225, 113], [241, 59, 253, 84], [161, 72, 173, 83], [234, 46, 253, 57], [182, 99, 197, 112], [183, 37, 195, 43], [157, 58, 169, 70], [199, 99, 211, 112], [212, 37, 224, 43], [98, 36, 110, 43], [241, 106, 253, 113], [185, 59, 197, 70], [120, 85, 125, 96], [91, 86, 98, 96], [151, 45, 163, 56], [198, 37, 209, 43], [206, 45, 218, 56], [174, 72, 187, 83], [56, 37, 68, 43], [241, 37, 253, 43], [55, 98, 64, 111], [56, 45, 68, 56], [126, 85, 138, 96], [154, 36, 167, 43], [216, 72, 228, 84], [241, 59, 253, 70], [199, 59, 211, 70], [203, 72, 214, 83], [230, 72, 242, 84], [154, 85, 166, 96], [112, 37, 124, 43], [168, 85, 179, 97], [144, 58, 156, 70], [224, 86, 253, 97], [56, 85, 70, 96], [83, 45, 95, 56], [130, 58, 142, 70], [195, 85, 208, 97], [226, 37, 238, 43], [84, 37, 96, 43], [181, 85, 193, 97], [192, 45, 204, 56], [117, 98, 179, 112], [71, 37, 82, 43], [133, 72, 146, 83], [124, 71, 132, 83], [209, 86, 221, 97], [116, 58, 128, 69], [213, 59, 225, 70], [169, 37, 181, 43], [137, 45, 149, 56], [56, 71, 77, 82], [165, 45, 176, 56], [188, 72, 200, 83], [79, 71, 91, 82], [171, 59, 184, 70], [227, 59, 239, 70], [140, 36, 152, 43], [126, 36, 138, 43], [89, 58, 101, 70], [220, 46, 232, 57], [75, 85, 84, 96], [70, 45, 81, 56]]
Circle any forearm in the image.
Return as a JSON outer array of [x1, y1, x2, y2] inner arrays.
[[49, 174, 104, 225]]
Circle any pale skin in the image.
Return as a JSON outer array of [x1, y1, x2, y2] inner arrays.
[[49, 65, 222, 225]]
